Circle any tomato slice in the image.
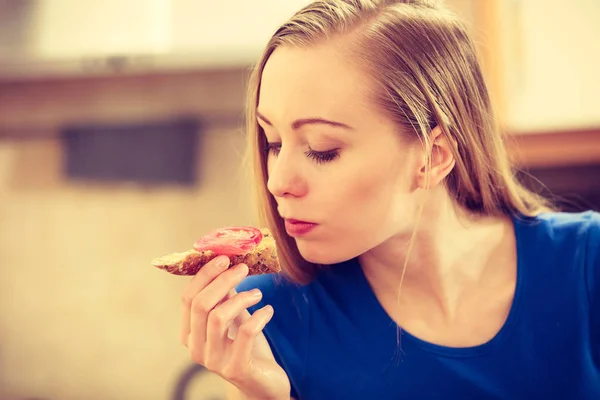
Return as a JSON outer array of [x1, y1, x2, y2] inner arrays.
[[193, 226, 263, 256]]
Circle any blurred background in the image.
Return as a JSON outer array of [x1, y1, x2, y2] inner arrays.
[[0, 0, 598, 399]]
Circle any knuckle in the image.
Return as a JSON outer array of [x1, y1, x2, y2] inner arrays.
[[191, 297, 212, 314], [207, 308, 227, 327], [238, 322, 258, 339], [181, 292, 195, 308]]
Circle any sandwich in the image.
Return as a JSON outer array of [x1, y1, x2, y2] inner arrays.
[[151, 226, 280, 276]]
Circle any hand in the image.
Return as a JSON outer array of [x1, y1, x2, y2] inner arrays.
[[181, 255, 291, 400]]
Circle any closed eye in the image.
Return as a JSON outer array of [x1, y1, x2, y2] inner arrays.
[[264, 142, 281, 156], [265, 142, 340, 164], [305, 148, 340, 164]]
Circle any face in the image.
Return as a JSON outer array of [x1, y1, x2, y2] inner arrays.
[[257, 43, 423, 264]]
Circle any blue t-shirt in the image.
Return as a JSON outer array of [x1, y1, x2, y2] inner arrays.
[[237, 211, 600, 399]]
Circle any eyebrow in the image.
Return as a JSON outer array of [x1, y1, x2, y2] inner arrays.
[[256, 111, 354, 131]]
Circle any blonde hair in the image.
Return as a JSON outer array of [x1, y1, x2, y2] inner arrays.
[[245, 0, 551, 284]]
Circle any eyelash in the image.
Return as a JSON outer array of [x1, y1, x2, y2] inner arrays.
[[264, 143, 340, 164]]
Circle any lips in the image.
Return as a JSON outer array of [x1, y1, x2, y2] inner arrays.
[[285, 218, 315, 225], [283, 218, 318, 237]]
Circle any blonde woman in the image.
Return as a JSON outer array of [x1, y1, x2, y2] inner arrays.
[[179, 1, 600, 399]]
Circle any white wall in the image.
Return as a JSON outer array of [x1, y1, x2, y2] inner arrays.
[[499, 0, 600, 132], [33, 0, 172, 57], [171, 0, 313, 56], [31, 0, 312, 60]]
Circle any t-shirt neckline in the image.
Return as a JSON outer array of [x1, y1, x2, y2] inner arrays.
[[346, 214, 528, 358]]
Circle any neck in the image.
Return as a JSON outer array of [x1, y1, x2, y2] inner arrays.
[[359, 191, 515, 320]]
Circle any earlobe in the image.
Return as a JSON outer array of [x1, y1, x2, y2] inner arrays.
[[416, 126, 456, 190]]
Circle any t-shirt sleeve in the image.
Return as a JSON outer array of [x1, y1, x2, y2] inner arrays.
[[585, 212, 600, 334], [236, 275, 307, 399]]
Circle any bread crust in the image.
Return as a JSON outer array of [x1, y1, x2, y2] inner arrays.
[[151, 229, 280, 276]]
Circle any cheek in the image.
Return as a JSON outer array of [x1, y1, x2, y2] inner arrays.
[[295, 158, 415, 264], [341, 156, 413, 215], [349, 167, 414, 234]]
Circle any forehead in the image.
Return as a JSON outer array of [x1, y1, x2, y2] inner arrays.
[[258, 44, 374, 121]]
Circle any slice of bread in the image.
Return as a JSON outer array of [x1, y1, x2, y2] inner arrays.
[[151, 228, 280, 276]]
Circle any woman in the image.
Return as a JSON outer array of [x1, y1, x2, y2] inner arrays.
[[180, 0, 600, 398]]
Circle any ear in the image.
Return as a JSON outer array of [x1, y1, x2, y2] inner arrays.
[[415, 126, 456, 190]]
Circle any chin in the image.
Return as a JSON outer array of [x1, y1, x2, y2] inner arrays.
[[295, 239, 355, 265]]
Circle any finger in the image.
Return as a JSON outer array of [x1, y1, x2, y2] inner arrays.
[[204, 289, 263, 369], [183, 289, 236, 347], [219, 288, 254, 340], [194, 263, 249, 315], [183, 255, 231, 306], [229, 305, 274, 367], [189, 263, 249, 349], [180, 255, 231, 346], [216, 289, 237, 308], [228, 306, 252, 341]]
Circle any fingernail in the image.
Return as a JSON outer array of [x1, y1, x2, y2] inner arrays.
[[250, 288, 262, 297], [216, 256, 230, 269], [237, 263, 249, 276]]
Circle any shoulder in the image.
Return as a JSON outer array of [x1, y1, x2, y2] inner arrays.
[[515, 210, 599, 269], [523, 209, 598, 231], [514, 210, 599, 281], [539, 210, 600, 282], [515, 210, 599, 250], [512, 211, 597, 275], [516, 210, 600, 308]]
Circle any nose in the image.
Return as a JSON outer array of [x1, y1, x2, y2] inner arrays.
[[266, 149, 307, 199]]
